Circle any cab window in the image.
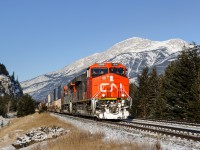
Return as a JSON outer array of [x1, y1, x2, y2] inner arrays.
[[109, 67, 125, 76], [91, 68, 108, 78]]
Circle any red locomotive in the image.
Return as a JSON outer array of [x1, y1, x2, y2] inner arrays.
[[46, 62, 132, 119]]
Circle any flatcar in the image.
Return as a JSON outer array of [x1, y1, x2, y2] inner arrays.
[[59, 62, 132, 119]]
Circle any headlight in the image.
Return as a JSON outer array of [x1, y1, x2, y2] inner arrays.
[[121, 94, 125, 97]]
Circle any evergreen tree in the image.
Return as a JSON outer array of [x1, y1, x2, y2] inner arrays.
[[0, 96, 7, 117], [0, 94, 12, 117], [162, 61, 177, 119], [0, 63, 9, 76], [185, 45, 200, 122], [10, 97, 18, 112], [17, 94, 35, 117], [129, 83, 139, 117], [11, 72, 15, 82], [151, 75, 167, 119], [148, 67, 160, 118], [137, 67, 149, 118], [189, 69, 200, 122], [163, 44, 200, 121]]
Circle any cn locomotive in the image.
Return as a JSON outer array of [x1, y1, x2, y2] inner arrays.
[[44, 62, 132, 119]]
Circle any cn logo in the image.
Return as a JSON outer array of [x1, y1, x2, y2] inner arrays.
[[100, 83, 122, 92]]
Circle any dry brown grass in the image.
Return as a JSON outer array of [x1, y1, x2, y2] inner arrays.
[[44, 130, 161, 150], [0, 113, 162, 150]]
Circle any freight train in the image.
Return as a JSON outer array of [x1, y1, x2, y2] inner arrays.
[[41, 62, 132, 119]]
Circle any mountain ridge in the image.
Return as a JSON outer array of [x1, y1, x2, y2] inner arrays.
[[21, 37, 190, 100]]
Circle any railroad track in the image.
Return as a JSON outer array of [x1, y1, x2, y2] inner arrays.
[[52, 113, 200, 142], [108, 120, 200, 141], [132, 118, 200, 128]]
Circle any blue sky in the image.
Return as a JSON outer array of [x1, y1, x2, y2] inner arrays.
[[0, 0, 200, 82]]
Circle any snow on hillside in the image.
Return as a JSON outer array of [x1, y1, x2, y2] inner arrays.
[[20, 37, 189, 100]]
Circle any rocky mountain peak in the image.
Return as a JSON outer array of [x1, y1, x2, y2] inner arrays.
[[20, 37, 190, 100]]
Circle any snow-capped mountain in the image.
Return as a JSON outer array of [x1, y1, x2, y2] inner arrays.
[[0, 74, 23, 97], [21, 37, 190, 100]]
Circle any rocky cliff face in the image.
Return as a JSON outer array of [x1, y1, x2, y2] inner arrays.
[[0, 74, 23, 97], [21, 37, 190, 100]]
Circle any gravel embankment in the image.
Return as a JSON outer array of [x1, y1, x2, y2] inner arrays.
[[51, 113, 200, 150]]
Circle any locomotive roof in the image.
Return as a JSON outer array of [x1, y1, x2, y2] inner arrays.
[[89, 62, 126, 68]]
